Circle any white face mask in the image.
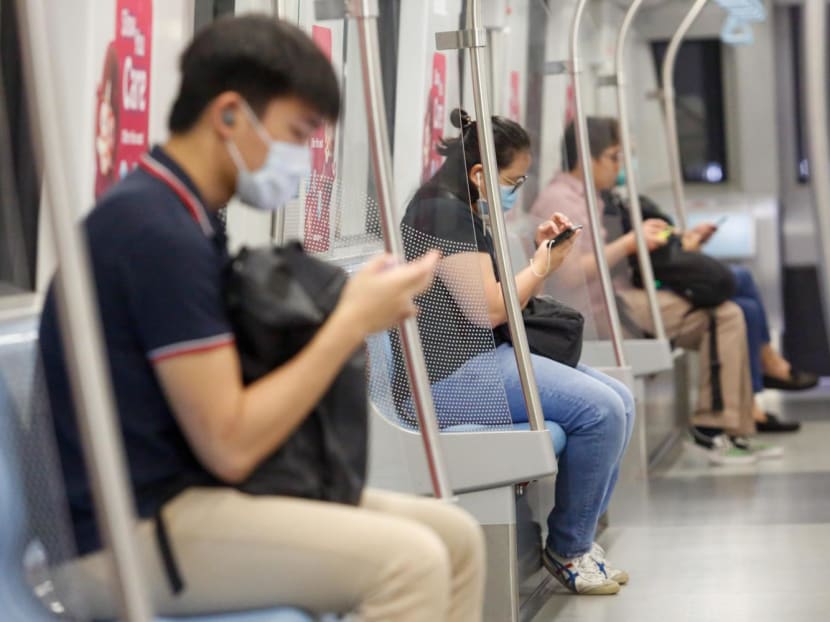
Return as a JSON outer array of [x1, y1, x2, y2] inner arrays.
[[226, 102, 312, 211]]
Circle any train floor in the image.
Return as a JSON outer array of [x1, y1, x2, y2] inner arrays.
[[530, 387, 830, 622]]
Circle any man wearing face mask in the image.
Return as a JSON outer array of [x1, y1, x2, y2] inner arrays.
[[39, 15, 486, 622]]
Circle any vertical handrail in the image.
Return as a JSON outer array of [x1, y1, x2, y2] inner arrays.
[[348, 0, 454, 499], [271, 0, 288, 244], [464, 0, 547, 432], [803, 0, 830, 342], [569, 0, 628, 367], [661, 0, 709, 232], [15, 0, 153, 620], [615, 0, 667, 341]]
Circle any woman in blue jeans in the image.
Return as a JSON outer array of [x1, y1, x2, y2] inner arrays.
[[400, 109, 634, 595]]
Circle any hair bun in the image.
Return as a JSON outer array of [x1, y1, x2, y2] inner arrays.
[[450, 108, 472, 130]]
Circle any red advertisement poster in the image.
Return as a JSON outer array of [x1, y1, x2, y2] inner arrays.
[[303, 26, 335, 253], [94, 0, 153, 199], [421, 53, 447, 183], [508, 71, 521, 123]]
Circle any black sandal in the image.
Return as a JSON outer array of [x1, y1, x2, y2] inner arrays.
[[756, 413, 801, 433], [762, 369, 819, 391]]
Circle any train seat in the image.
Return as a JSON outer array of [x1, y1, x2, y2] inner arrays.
[[0, 317, 322, 622]]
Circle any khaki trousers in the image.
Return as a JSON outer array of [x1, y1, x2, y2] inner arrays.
[[57, 487, 485, 622], [620, 289, 755, 436]]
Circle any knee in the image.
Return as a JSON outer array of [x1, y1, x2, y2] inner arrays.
[[717, 301, 747, 331], [587, 390, 628, 443], [380, 522, 452, 608], [439, 504, 486, 575]]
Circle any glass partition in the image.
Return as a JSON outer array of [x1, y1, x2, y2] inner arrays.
[[391, 1, 515, 431], [495, 0, 662, 343]]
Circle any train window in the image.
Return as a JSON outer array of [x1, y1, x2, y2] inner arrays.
[[651, 39, 729, 184], [194, 0, 235, 31], [0, 0, 40, 294]]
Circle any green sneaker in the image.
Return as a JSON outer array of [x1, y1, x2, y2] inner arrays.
[[731, 436, 784, 459], [686, 431, 757, 466]]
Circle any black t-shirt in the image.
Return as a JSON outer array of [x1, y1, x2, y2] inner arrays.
[[398, 192, 506, 388], [39, 147, 231, 555]]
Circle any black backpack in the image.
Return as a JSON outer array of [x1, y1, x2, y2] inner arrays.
[[224, 242, 368, 504], [632, 234, 737, 308]]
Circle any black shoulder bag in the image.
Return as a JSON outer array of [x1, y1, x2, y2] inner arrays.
[[497, 295, 585, 368]]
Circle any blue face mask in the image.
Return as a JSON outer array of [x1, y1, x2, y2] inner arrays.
[[226, 102, 312, 211], [616, 168, 627, 187], [499, 185, 519, 212]]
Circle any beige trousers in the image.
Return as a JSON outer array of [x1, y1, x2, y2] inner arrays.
[[57, 487, 485, 622], [620, 289, 755, 436]]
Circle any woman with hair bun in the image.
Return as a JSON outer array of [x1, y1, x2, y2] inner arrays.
[[400, 108, 635, 596]]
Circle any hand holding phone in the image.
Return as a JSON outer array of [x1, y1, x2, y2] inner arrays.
[[546, 225, 584, 248]]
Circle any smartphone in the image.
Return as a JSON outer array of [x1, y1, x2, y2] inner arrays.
[[547, 225, 584, 248]]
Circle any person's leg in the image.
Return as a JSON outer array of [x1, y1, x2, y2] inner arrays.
[[361, 489, 485, 622], [575, 364, 636, 517], [494, 346, 627, 558], [730, 266, 814, 388], [730, 266, 772, 344], [730, 294, 766, 393], [56, 487, 462, 622], [673, 301, 755, 437]]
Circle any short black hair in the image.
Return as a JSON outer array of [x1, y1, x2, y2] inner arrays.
[[169, 14, 340, 133], [562, 117, 620, 171]]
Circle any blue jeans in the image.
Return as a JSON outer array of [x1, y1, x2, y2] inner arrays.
[[730, 265, 771, 393], [431, 343, 635, 558]]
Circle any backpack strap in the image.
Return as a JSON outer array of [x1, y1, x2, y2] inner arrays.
[[708, 309, 725, 412]]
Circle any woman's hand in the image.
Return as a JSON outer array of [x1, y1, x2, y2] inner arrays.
[[531, 216, 581, 277], [534, 212, 574, 246]]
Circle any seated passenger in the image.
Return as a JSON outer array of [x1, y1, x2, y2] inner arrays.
[[402, 109, 635, 595], [39, 16, 485, 622], [610, 193, 815, 433], [530, 117, 780, 465]]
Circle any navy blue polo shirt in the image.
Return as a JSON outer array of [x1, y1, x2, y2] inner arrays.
[[39, 146, 233, 555]]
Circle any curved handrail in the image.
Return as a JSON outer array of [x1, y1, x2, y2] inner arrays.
[[569, 0, 628, 367], [615, 0, 667, 342], [661, 0, 709, 231]]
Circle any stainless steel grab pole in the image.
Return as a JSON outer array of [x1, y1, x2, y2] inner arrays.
[[464, 0, 547, 432], [615, 0, 667, 342], [661, 0, 709, 232], [15, 0, 153, 620], [569, 0, 628, 367], [803, 0, 830, 344], [348, 0, 454, 499], [271, 0, 288, 245]]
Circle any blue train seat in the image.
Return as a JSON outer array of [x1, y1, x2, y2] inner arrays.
[[0, 318, 319, 622]]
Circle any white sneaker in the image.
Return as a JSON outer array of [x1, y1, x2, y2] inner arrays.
[[590, 542, 629, 585], [542, 548, 620, 595], [686, 431, 758, 466], [731, 436, 784, 459]]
